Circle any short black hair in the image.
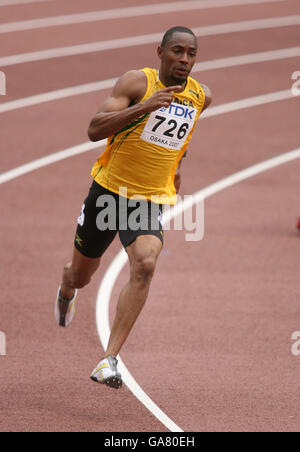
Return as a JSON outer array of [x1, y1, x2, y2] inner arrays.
[[161, 26, 197, 48]]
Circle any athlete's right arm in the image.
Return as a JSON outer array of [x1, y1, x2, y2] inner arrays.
[[87, 71, 181, 142]]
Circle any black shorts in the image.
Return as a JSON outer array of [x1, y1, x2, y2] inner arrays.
[[74, 181, 164, 258]]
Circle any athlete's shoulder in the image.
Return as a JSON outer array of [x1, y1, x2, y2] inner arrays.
[[113, 70, 148, 103], [140, 67, 158, 78], [117, 69, 147, 86]]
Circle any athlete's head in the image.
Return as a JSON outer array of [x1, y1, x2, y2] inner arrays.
[[158, 26, 198, 86]]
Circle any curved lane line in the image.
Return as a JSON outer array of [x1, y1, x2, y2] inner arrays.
[[1, 16, 299, 67], [95, 249, 184, 433], [1, 47, 300, 114], [0, 89, 295, 185], [0, 0, 285, 33], [96, 146, 300, 432]]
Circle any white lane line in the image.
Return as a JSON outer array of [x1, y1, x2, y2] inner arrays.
[[0, 15, 299, 67], [1, 46, 299, 114], [0, 88, 295, 185], [0, 0, 50, 5], [0, 86, 297, 432], [0, 77, 118, 113], [0, 141, 105, 185], [203, 89, 292, 118], [96, 145, 300, 432], [193, 46, 300, 72], [0, 0, 285, 33]]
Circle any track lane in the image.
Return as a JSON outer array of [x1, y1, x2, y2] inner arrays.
[[1, 46, 300, 113], [1, 27, 300, 102], [0, 0, 180, 22], [2, 15, 300, 67], [0, 0, 287, 34]]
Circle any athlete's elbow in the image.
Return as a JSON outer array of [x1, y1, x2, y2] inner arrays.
[[88, 128, 99, 142], [88, 125, 104, 142]]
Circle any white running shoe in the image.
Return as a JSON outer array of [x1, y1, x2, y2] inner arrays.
[[90, 356, 123, 389], [54, 286, 78, 327]]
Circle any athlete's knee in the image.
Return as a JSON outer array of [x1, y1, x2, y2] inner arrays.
[[131, 255, 157, 285]]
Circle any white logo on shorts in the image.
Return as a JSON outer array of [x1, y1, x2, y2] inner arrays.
[[77, 203, 86, 227], [157, 211, 163, 226]]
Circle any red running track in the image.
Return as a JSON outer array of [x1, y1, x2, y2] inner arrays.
[[0, 0, 300, 432]]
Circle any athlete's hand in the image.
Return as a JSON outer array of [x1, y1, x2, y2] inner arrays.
[[142, 86, 182, 113]]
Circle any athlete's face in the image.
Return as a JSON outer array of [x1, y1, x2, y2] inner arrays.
[[158, 32, 198, 86]]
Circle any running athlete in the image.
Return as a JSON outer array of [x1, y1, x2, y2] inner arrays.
[[55, 26, 212, 389]]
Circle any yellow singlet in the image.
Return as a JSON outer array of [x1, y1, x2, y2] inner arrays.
[[91, 67, 205, 205]]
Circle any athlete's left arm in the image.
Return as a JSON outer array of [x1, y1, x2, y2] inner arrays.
[[201, 84, 213, 113]]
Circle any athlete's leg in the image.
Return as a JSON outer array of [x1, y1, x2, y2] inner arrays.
[[60, 247, 101, 300], [59, 182, 118, 300], [104, 234, 162, 358]]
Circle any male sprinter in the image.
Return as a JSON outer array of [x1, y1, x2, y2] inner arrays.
[[55, 26, 212, 389]]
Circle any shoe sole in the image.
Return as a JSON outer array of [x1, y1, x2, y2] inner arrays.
[[90, 374, 123, 389]]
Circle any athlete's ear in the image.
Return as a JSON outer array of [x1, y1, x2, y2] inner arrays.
[[157, 46, 163, 60]]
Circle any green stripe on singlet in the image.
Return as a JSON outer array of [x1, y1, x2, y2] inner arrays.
[[109, 113, 149, 146], [94, 165, 103, 178]]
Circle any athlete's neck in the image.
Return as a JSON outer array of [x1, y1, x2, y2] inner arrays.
[[158, 71, 187, 92]]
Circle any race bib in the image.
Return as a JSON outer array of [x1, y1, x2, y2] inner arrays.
[[140, 103, 196, 151]]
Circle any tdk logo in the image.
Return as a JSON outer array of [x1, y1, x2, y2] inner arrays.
[[159, 103, 195, 120]]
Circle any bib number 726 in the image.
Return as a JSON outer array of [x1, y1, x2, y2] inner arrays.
[[152, 115, 189, 140], [140, 103, 196, 150]]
